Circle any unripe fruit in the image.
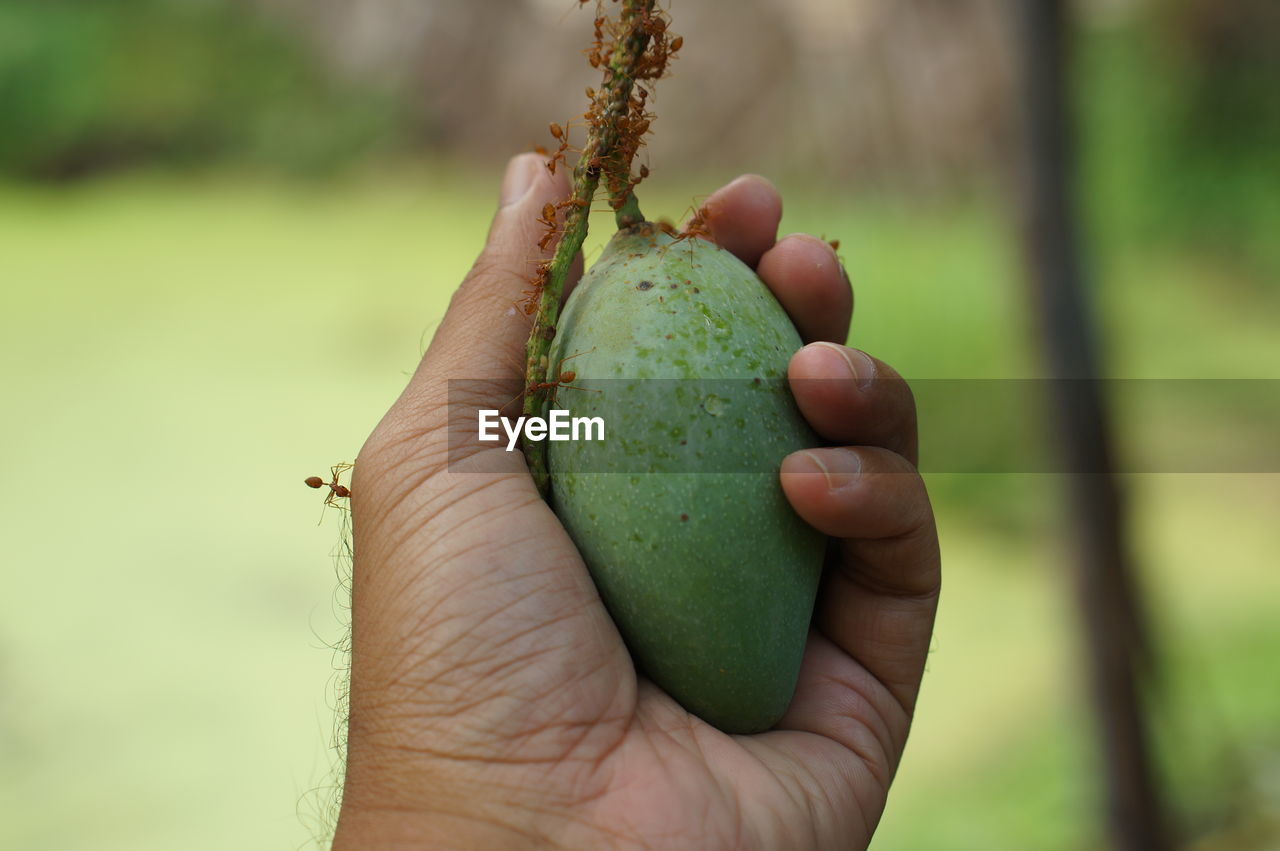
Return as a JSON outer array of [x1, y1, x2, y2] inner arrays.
[[547, 223, 824, 733]]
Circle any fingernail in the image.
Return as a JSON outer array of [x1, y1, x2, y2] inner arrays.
[[811, 342, 875, 390], [499, 154, 539, 207], [799, 449, 862, 490]]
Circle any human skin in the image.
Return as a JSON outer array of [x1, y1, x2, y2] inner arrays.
[[332, 155, 941, 850]]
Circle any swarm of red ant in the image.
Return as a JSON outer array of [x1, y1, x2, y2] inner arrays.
[[518, 0, 686, 318], [583, 4, 680, 214]]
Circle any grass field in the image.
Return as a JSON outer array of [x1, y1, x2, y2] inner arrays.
[[0, 165, 1276, 849]]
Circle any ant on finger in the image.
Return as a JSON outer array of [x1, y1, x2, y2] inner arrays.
[[305, 462, 353, 513]]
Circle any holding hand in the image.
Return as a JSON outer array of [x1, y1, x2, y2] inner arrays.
[[334, 155, 940, 850]]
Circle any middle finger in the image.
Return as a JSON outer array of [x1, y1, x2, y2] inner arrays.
[[788, 344, 919, 464]]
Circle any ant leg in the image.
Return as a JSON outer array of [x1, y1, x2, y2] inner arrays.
[[330, 462, 354, 488], [556, 384, 602, 395], [555, 346, 598, 373]]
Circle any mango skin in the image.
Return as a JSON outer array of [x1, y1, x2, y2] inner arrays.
[[546, 223, 825, 734]]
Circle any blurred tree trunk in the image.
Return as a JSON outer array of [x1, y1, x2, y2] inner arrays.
[[1156, 0, 1280, 163], [1011, 2, 1169, 848]]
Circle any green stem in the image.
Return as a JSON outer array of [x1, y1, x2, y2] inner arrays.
[[614, 191, 645, 229], [522, 0, 656, 496]]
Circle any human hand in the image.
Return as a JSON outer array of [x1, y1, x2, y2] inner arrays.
[[333, 154, 940, 850]]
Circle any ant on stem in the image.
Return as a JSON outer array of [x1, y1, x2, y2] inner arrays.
[[502, 348, 600, 416], [530, 347, 601, 408]]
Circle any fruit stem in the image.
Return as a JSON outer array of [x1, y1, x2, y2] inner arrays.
[[614, 191, 645, 229], [522, 0, 657, 496]]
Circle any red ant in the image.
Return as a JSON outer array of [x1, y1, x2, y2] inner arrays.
[[678, 204, 713, 242], [517, 261, 551, 316], [518, 286, 542, 317], [542, 197, 590, 247], [582, 152, 604, 175], [539, 201, 558, 224], [652, 203, 711, 245], [305, 463, 353, 512], [587, 15, 607, 68], [546, 121, 576, 175], [537, 201, 557, 229], [505, 348, 600, 414], [536, 201, 563, 251]]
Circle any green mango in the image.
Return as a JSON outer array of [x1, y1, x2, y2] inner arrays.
[[546, 222, 825, 734]]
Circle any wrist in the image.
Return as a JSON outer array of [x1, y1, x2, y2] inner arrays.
[[334, 739, 578, 850], [334, 804, 554, 850]]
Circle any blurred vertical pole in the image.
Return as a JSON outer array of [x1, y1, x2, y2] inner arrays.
[[1011, 2, 1169, 849]]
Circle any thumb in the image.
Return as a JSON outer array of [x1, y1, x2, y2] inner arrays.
[[364, 153, 573, 483], [425, 152, 573, 383]]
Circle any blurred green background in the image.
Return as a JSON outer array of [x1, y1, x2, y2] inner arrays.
[[1, 1, 1276, 848]]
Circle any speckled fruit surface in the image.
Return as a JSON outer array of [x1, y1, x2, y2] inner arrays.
[[547, 223, 824, 734]]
